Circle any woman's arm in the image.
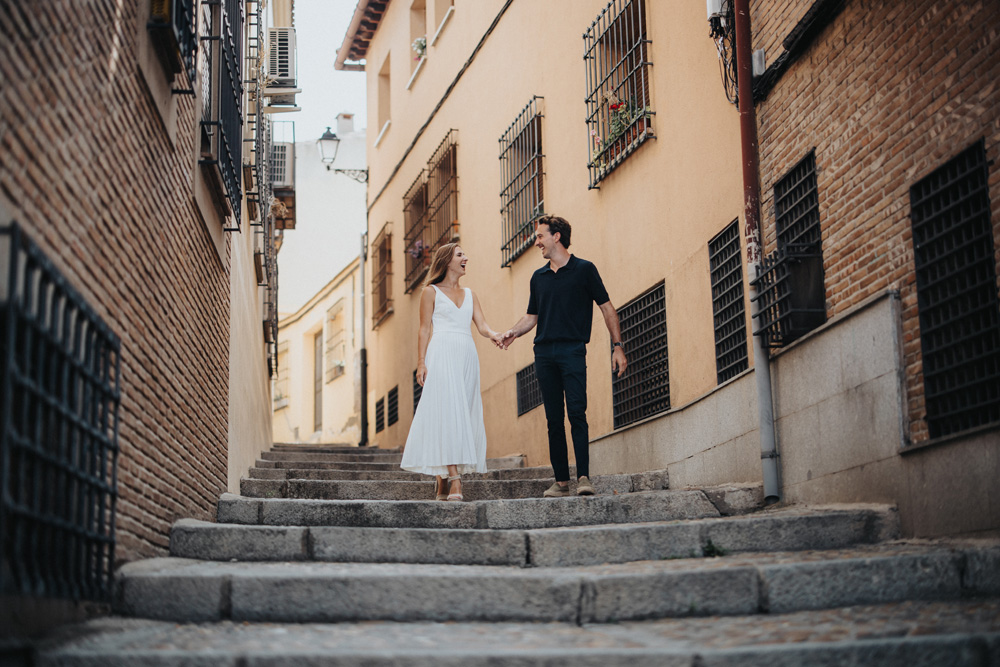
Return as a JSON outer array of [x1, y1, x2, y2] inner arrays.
[[415, 287, 435, 385], [471, 291, 503, 347]]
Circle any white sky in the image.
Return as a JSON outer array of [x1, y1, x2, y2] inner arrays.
[[292, 0, 368, 142]]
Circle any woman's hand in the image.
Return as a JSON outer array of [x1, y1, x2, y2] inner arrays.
[[416, 362, 428, 386]]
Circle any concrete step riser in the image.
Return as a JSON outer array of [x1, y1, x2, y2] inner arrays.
[[246, 466, 589, 482], [216, 490, 729, 530], [261, 452, 405, 463], [239, 472, 669, 501], [115, 547, 1000, 624], [170, 509, 898, 567], [253, 456, 527, 471]]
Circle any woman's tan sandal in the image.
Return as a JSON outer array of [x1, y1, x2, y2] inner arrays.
[[446, 475, 463, 501], [435, 475, 449, 501]]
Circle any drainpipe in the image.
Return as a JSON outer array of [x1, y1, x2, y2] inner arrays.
[[734, 0, 780, 503], [358, 232, 369, 447]]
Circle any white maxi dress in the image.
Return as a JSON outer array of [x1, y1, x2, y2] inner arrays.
[[400, 286, 488, 477]]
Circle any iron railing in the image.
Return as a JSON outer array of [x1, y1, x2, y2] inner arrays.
[[613, 281, 669, 429], [0, 223, 121, 603], [775, 150, 821, 249], [584, 0, 654, 189], [413, 369, 422, 415], [427, 130, 459, 251], [372, 224, 393, 328], [751, 244, 825, 348], [148, 0, 198, 91], [516, 363, 543, 416], [403, 172, 430, 292], [499, 97, 545, 268], [709, 220, 748, 383], [387, 386, 399, 427], [375, 397, 385, 433], [910, 139, 1000, 439]]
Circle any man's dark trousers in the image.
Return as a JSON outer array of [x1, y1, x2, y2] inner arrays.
[[534, 341, 588, 482]]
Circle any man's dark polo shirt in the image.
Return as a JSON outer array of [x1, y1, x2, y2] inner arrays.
[[527, 255, 610, 344]]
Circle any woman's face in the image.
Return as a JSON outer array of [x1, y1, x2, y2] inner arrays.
[[449, 246, 468, 276]]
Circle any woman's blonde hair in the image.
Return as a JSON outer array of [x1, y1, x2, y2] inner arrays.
[[424, 242, 459, 286]]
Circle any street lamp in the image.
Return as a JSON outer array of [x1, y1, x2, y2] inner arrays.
[[317, 127, 368, 183]]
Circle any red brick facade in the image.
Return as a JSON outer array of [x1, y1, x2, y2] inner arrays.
[[751, 0, 1000, 444], [1, 1, 231, 563]]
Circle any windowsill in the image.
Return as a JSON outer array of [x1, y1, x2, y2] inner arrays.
[[374, 120, 391, 148], [429, 6, 454, 47], [406, 57, 426, 90], [900, 421, 1000, 456]]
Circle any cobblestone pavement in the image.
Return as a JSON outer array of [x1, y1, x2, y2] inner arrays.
[[40, 598, 1000, 654]]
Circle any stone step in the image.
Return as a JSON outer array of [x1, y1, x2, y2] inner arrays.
[[36, 599, 1000, 666], [239, 471, 670, 501], [270, 444, 390, 453], [260, 451, 405, 463], [253, 455, 526, 471], [171, 505, 898, 567], [246, 464, 592, 482], [113, 541, 1000, 624], [217, 489, 740, 530]]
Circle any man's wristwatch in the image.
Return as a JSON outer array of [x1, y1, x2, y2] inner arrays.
[[612, 342, 625, 352]]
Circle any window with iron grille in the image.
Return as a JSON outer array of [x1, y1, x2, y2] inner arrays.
[[910, 139, 1000, 439], [372, 223, 393, 327], [1, 223, 121, 603], [710, 220, 749, 383], [148, 0, 198, 89], [403, 171, 430, 292], [375, 397, 385, 433], [387, 386, 399, 426], [613, 281, 669, 429], [500, 97, 545, 268], [583, 0, 654, 189], [325, 300, 346, 383], [199, 0, 244, 230], [516, 363, 543, 416], [413, 369, 423, 414], [427, 130, 459, 251], [752, 150, 826, 347]]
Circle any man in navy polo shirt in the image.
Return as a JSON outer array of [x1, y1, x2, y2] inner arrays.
[[500, 215, 627, 497]]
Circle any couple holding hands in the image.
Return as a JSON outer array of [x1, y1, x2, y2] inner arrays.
[[399, 215, 628, 501]]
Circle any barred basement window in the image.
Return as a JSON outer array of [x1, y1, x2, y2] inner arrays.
[[372, 223, 393, 327], [516, 363, 543, 416], [148, 0, 198, 90], [500, 97, 545, 268], [710, 220, 748, 383], [200, 0, 244, 230], [387, 386, 399, 426], [413, 369, 423, 414], [910, 139, 1000, 439], [375, 397, 385, 433], [403, 172, 430, 292], [1, 223, 121, 603], [427, 130, 459, 250], [613, 281, 669, 429], [584, 0, 654, 189], [752, 150, 826, 347]]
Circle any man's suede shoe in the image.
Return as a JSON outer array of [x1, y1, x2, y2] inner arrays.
[[576, 476, 595, 496], [543, 482, 571, 498]]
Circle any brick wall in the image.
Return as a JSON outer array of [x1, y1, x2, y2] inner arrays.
[[0, 1, 231, 563], [752, 0, 1000, 443]]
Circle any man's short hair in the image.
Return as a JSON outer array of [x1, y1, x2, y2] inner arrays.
[[537, 215, 571, 248]]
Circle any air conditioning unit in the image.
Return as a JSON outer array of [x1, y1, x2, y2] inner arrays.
[[267, 28, 297, 88], [269, 142, 293, 187]]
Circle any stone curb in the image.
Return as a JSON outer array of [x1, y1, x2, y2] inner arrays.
[[171, 507, 897, 566], [115, 544, 1000, 624]]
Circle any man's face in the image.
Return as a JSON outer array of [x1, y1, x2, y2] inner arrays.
[[535, 223, 559, 259]]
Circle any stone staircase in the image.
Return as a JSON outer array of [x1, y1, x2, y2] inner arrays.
[[37, 443, 1000, 665]]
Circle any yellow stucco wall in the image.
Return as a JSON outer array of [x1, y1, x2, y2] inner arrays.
[[361, 0, 746, 465]]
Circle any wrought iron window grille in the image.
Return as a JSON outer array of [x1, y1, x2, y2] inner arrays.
[[584, 0, 654, 189], [499, 97, 545, 268], [372, 223, 394, 328], [387, 386, 399, 426], [148, 0, 198, 94], [413, 369, 423, 415], [613, 281, 669, 429], [199, 0, 244, 231], [709, 220, 748, 383], [403, 171, 430, 292], [427, 130, 460, 252], [515, 363, 543, 416], [910, 139, 1000, 439], [375, 397, 385, 433], [752, 150, 826, 347], [1, 223, 121, 603]]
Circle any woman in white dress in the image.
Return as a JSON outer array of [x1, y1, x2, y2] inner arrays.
[[399, 243, 502, 501]]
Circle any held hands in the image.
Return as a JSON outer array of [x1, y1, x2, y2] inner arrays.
[[489, 331, 505, 349], [490, 329, 517, 350]]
